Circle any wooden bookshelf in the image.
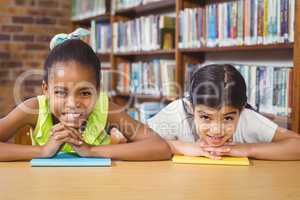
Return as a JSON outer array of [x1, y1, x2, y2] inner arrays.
[[114, 49, 175, 56], [72, 13, 110, 25], [292, 0, 300, 132], [97, 52, 110, 56], [116, 91, 177, 101], [72, 0, 300, 132], [114, 0, 176, 17], [179, 43, 294, 53]]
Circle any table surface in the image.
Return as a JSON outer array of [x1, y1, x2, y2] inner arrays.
[[1, 160, 300, 200]]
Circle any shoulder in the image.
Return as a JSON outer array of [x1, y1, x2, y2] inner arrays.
[[158, 98, 188, 115], [239, 109, 277, 129], [22, 97, 39, 109], [107, 100, 133, 124], [235, 108, 278, 143], [148, 98, 188, 122], [0, 97, 39, 140], [108, 100, 123, 113], [17, 97, 39, 126], [147, 98, 195, 141]]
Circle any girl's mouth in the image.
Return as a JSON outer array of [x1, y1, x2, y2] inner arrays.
[[61, 112, 85, 125], [64, 113, 81, 120], [206, 135, 225, 145]]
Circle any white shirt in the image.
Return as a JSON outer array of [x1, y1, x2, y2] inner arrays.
[[147, 99, 278, 143]]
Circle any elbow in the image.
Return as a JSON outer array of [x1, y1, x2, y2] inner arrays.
[[155, 137, 172, 160], [292, 139, 300, 159]]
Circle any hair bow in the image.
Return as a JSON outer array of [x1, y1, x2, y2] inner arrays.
[[49, 27, 90, 50]]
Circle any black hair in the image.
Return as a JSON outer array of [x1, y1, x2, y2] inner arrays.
[[44, 39, 101, 89], [182, 64, 257, 121], [187, 64, 247, 110]]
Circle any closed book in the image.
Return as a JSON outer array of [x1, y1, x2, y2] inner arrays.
[[31, 152, 111, 167], [173, 155, 250, 166]]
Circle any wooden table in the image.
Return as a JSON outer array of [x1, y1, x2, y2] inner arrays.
[[1, 160, 300, 200]]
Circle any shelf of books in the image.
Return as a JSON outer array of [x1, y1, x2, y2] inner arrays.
[[72, 0, 300, 131], [112, 0, 176, 16], [179, 43, 293, 53], [114, 49, 175, 56], [178, 0, 299, 131], [111, 0, 178, 122], [71, 0, 111, 24]]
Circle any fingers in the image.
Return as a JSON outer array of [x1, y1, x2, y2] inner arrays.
[[52, 130, 83, 146], [110, 128, 127, 144], [53, 130, 69, 140], [59, 122, 84, 140], [202, 150, 221, 160], [60, 136, 83, 146], [51, 122, 83, 141], [51, 123, 65, 135], [202, 146, 231, 153], [200, 146, 232, 159], [65, 127, 83, 141]]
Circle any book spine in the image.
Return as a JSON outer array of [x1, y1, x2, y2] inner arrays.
[[263, 0, 268, 44], [237, 0, 244, 45], [244, 0, 251, 45], [288, 68, 293, 115], [289, 0, 295, 42]]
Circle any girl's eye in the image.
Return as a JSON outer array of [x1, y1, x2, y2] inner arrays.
[[200, 115, 210, 121], [55, 91, 67, 97], [224, 116, 234, 122], [80, 91, 92, 97]]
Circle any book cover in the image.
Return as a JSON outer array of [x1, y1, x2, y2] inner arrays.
[[172, 155, 250, 166], [31, 152, 111, 167]]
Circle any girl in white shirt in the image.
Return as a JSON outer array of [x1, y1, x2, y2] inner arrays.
[[147, 64, 300, 160]]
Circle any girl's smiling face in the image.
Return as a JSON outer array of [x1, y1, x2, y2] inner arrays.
[[194, 105, 241, 146], [43, 61, 99, 129]]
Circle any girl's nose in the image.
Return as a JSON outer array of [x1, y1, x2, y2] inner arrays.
[[210, 123, 223, 135], [65, 95, 79, 108]]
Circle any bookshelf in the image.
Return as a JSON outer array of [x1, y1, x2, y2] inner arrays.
[[72, 14, 110, 26], [113, 0, 175, 16], [114, 49, 175, 56], [72, 0, 300, 132], [179, 43, 294, 53], [117, 91, 177, 101]]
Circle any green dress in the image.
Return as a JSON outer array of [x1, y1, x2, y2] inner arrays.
[[30, 92, 110, 152]]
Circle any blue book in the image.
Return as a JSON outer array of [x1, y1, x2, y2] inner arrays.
[[30, 152, 111, 167]]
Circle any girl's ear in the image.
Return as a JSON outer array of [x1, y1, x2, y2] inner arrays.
[[42, 81, 49, 96]]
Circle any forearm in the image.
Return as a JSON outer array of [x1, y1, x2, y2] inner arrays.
[[166, 140, 185, 155], [0, 142, 45, 161], [250, 138, 300, 160], [90, 137, 172, 161]]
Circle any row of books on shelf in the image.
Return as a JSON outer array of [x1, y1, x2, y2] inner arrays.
[[111, 0, 164, 13], [184, 63, 293, 116], [113, 15, 175, 52], [237, 65, 293, 117], [179, 0, 295, 48], [72, 0, 170, 19], [72, 0, 108, 20], [100, 62, 113, 93], [116, 59, 176, 97], [128, 102, 165, 123], [90, 20, 112, 53]]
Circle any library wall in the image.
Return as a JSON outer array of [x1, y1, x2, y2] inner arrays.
[[0, 0, 72, 117]]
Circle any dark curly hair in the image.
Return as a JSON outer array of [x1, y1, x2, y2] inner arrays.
[[43, 39, 101, 89]]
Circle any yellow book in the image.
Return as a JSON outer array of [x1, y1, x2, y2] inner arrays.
[[172, 155, 250, 166]]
